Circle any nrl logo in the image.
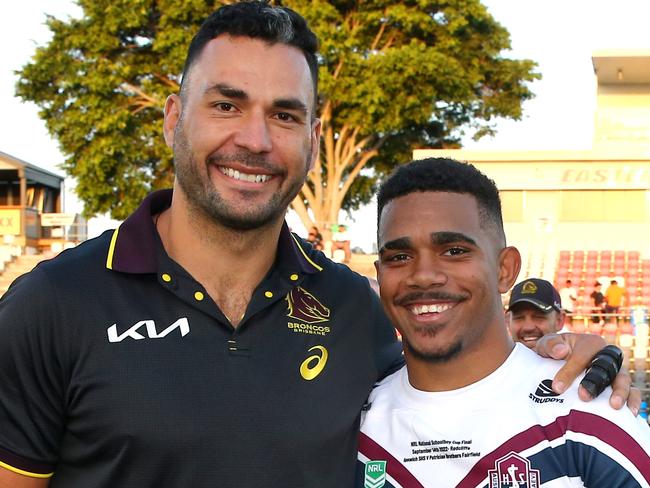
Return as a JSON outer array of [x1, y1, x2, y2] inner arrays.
[[364, 460, 387, 488], [488, 452, 540, 488], [286, 286, 330, 324]]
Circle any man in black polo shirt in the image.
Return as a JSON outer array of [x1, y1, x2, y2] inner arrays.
[[0, 3, 637, 487]]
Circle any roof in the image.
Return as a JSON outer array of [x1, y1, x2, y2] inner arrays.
[[592, 49, 650, 84], [0, 150, 64, 189]]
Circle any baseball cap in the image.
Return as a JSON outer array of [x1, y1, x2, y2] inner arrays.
[[508, 278, 562, 313]]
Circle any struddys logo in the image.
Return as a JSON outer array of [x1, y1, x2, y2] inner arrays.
[[488, 452, 540, 488], [529, 379, 564, 404], [286, 287, 331, 336]]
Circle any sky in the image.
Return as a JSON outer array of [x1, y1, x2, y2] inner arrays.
[[2, 0, 650, 246]]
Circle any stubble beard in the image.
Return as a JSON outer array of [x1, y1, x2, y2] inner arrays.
[[403, 333, 463, 364], [173, 123, 309, 231]]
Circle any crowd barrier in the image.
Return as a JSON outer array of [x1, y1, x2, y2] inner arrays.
[[564, 307, 650, 406]]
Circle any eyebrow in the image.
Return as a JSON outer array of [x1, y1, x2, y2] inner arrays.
[[378, 232, 477, 255], [205, 83, 247, 100], [205, 83, 308, 115], [430, 231, 477, 247], [378, 236, 409, 255]]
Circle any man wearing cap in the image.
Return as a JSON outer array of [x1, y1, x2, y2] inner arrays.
[[507, 278, 566, 350]]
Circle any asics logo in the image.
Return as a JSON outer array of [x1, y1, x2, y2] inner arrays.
[[107, 317, 190, 343], [300, 345, 328, 380]]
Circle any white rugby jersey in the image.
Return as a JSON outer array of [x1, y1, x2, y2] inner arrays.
[[357, 343, 650, 488]]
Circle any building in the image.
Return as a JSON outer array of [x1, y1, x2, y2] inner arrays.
[[0, 151, 84, 258], [415, 50, 650, 397], [414, 50, 650, 308]]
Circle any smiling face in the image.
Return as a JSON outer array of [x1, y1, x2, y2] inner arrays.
[[163, 35, 321, 230], [508, 303, 564, 349], [375, 191, 520, 375]]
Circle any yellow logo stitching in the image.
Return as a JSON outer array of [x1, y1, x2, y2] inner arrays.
[[522, 281, 538, 294], [300, 345, 328, 381]]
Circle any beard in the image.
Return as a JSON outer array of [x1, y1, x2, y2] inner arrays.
[[403, 336, 463, 364], [173, 122, 309, 231], [402, 328, 463, 364]]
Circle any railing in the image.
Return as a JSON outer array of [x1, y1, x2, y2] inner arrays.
[[563, 307, 650, 406]]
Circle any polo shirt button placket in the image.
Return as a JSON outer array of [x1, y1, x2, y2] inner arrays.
[[160, 272, 181, 292]]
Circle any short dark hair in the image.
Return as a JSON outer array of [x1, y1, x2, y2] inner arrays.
[[180, 1, 319, 104], [377, 158, 506, 244]]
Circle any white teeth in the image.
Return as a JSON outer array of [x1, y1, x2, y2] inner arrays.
[[411, 304, 453, 315], [220, 167, 271, 183]]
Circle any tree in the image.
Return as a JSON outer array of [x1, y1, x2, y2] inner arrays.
[[17, 0, 538, 228]]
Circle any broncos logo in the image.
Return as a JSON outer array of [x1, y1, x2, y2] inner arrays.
[[286, 287, 330, 324]]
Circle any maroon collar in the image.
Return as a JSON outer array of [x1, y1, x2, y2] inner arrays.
[[105, 189, 321, 275]]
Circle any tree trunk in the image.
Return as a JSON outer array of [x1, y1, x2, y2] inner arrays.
[[290, 101, 378, 242]]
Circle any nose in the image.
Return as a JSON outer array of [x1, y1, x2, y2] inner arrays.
[[233, 111, 273, 153], [405, 255, 447, 289], [518, 316, 537, 332]]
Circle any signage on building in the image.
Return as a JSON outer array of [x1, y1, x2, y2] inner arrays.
[[471, 162, 650, 190], [0, 209, 21, 235], [560, 167, 650, 186], [41, 213, 76, 227]]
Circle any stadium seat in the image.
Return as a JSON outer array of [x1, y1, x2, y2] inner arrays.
[[618, 322, 634, 335]]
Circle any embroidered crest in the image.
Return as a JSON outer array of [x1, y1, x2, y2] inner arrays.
[[286, 286, 330, 324], [488, 452, 540, 488], [521, 281, 538, 294]]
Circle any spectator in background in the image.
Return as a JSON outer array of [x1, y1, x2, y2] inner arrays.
[[507, 278, 566, 350], [590, 281, 606, 324], [306, 225, 323, 251], [559, 279, 578, 316], [332, 223, 351, 263], [605, 279, 627, 320]]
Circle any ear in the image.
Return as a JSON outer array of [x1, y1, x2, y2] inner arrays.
[[163, 94, 182, 148], [374, 259, 380, 283], [307, 118, 322, 172], [497, 246, 521, 294], [555, 311, 566, 332]]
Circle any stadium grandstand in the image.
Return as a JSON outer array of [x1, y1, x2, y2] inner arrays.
[[0, 151, 86, 295]]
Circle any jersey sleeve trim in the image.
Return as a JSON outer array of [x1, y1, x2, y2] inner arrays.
[[0, 447, 54, 479]]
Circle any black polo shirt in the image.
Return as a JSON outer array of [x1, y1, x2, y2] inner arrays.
[[0, 190, 402, 488]]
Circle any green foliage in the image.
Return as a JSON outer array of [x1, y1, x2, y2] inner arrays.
[[17, 0, 538, 219], [294, 0, 539, 211], [16, 0, 223, 218]]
